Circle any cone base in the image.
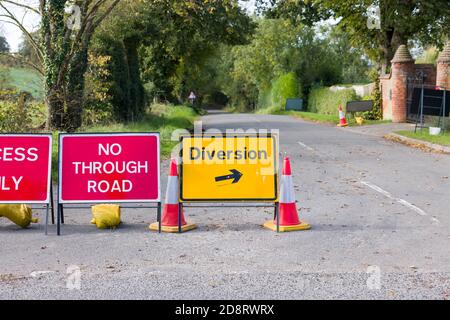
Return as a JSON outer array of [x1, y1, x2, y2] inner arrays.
[[337, 123, 348, 127], [263, 220, 311, 232], [149, 222, 197, 233]]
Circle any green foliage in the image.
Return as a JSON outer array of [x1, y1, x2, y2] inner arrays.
[[269, 72, 300, 110], [0, 66, 10, 89], [363, 69, 382, 120], [215, 19, 369, 111], [416, 47, 440, 64], [83, 53, 114, 126], [88, 33, 145, 123], [0, 98, 46, 132], [0, 35, 9, 53], [308, 86, 358, 115], [396, 130, 450, 147], [263, 0, 450, 68], [89, 0, 252, 121]]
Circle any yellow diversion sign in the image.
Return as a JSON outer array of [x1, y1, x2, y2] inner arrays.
[[180, 134, 278, 201]]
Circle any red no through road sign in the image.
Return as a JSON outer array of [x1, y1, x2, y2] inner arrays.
[[58, 133, 160, 203], [0, 134, 52, 204]]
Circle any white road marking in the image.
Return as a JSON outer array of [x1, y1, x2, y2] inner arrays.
[[298, 141, 315, 152], [360, 180, 439, 224]]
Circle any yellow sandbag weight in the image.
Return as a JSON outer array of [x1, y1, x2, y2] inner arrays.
[[0, 204, 38, 228], [91, 204, 121, 229]]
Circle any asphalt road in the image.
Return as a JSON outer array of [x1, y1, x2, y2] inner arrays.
[[1, 113, 449, 299]]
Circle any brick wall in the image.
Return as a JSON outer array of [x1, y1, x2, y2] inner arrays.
[[380, 75, 392, 119], [381, 44, 449, 122], [391, 61, 414, 122], [436, 62, 449, 89]]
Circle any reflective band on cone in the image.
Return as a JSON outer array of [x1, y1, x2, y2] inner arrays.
[[149, 159, 196, 233], [263, 156, 311, 232], [337, 105, 348, 127]]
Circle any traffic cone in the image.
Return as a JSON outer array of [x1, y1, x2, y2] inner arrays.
[[263, 156, 311, 232], [337, 105, 348, 127], [149, 159, 196, 233]]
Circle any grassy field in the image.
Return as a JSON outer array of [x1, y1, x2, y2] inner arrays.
[[2, 68, 44, 100], [50, 105, 198, 179], [396, 130, 450, 147], [262, 109, 390, 126]]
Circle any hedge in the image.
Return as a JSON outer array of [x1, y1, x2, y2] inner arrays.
[[270, 72, 300, 110], [308, 86, 358, 115]]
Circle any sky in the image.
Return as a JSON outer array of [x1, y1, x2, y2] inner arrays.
[[0, 0, 40, 52], [0, 0, 256, 53]]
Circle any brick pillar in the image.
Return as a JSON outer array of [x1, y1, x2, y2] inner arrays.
[[391, 45, 415, 123], [436, 42, 450, 90]]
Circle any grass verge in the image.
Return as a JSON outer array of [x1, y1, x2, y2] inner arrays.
[[5, 68, 44, 100], [395, 130, 450, 147], [261, 109, 390, 126]]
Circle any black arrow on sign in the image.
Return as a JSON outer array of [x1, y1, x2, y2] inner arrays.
[[215, 169, 243, 184]]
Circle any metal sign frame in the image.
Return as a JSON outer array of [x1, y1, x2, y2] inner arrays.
[[178, 133, 281, 232], [56, 132, 162, 236], [346, 100, 374, 113], [285, 98, 304, 111], [179, 133, 279, 202], [414, 87, 448, 133], [0, 133, 55, 234]]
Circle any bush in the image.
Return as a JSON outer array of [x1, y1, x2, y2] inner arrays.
[[308, 86, 358, 115], [364, 70, 382, 120], [269, 72, 300, 111], [0, 98, 46, 132], [83, 53, 115, 126]]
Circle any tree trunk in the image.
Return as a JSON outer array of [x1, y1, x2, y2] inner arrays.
[[124, 37, 145, 122], [65, 88, 83, 132], [65, 46, 89, 132], [46, 86, 65, 130]]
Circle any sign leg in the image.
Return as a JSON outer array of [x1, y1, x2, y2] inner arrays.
[[45, 203, 49, 235], [275, 202, 280, 233], [50, 183, 55, 224], [61, 205, 65, 224], [57, 204, 62, 236], [157, 202, 162, 233], [178, 203, 182, 233]]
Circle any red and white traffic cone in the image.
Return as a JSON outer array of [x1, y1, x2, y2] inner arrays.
[[337, 105, 348, 127], [149, 159, 196, 233], [263, 156, 310, 232]]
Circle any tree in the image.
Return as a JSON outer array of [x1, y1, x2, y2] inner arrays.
[[137, 0, 255, 104], [259, 0, 450, 72], [0, 0, 120, 131], [17, 32, 41, 69], [88, 0, 254, 121], [213, 19, 358, 110], [0, 35, 9, 53]]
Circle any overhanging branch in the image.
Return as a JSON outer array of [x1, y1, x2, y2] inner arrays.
[[0, 52, 44, 76], [0, 2, 43, 62], [0, 0, 40, 15]]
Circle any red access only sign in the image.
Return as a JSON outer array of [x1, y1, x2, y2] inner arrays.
[[0, 134, 52, 203], [59, 133, 160, 203]]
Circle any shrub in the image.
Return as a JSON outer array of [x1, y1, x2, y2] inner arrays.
[[364, 70, 382, 120], [83, 53, 115, 126], [308, 86, 358, 115], [0, 98, 46, 132], [270, 72, 300, 111]]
